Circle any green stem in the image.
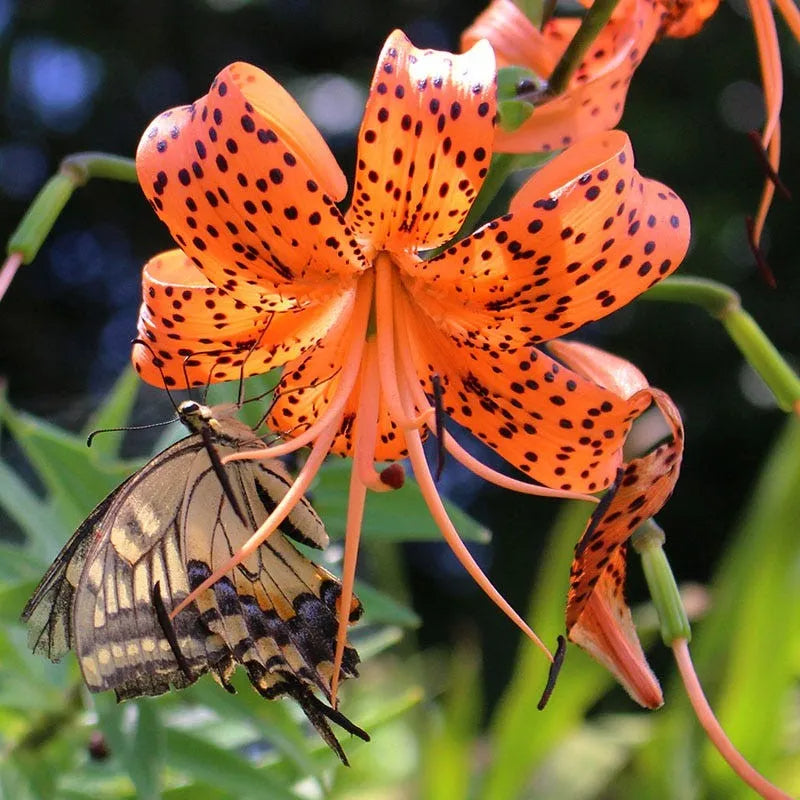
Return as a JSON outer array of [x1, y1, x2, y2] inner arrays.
[[515, 0, 547, 27], [644, 277, 800, 413], [547, 0, 621, 96], [631, 519, 691, 647], [6, 152, 137, 264]]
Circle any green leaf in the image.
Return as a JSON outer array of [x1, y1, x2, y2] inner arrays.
[[498, 99, 534, 133], [642, 415, 800, 798], [164, 728, 301, 800], [312, 458, 489, 543], [0, 460, 67, 553], [93, 696, 163, 800], [497, 66, 542, 102], [80, 367, 141, 460], [353, 580, 421, 628], [1, 405, 131, 528], [419, 638, 482, 800], [483, 499, 618, 800]]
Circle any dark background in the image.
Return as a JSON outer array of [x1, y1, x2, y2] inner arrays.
[[1, 0, 797, 709]]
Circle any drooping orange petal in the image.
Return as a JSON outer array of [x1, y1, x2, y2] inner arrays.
[[134, 249, 355, 389], [566, 387, 683, 628], [405, 130, 690, 349], [659, 0, 722, 37], [400, 290, 652, 493], [465, 0, 662, 153], [556, 340, 683, 707], [461, 0, 560, 79], [137, 62, 366, 310], [346, 29, 497, 253], [568, 546, 664, 708]]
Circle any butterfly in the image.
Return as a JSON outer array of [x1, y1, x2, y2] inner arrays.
[[22, 400, 369, 764]]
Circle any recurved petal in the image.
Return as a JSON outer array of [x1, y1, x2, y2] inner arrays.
[[401, 292, 651, 493], [558, 342, 683, 707], [137, 63, 366, 309], [405, 130, 690, 349], [461, 0, 559, 78], [487, 0, 662, 153], [568, 547, 664, 708], [347, 30, 497, 253], [134, 249, 354, 389]]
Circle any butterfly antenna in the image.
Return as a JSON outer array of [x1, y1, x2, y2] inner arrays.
[[131, 338, 185, 411], [86, 417, 177, 448], [538, 635, 567, 710], [152, 581, 194, 683]]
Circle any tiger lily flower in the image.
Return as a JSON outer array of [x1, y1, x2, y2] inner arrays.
[[461, 0, 662, 153], [552, 339, 683, 708], [132, 30, 690, 699]]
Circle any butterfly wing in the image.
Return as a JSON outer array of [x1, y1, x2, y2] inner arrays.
[[180, 446, 367, 759], [23, 414, 367, 761], [69, 438, 239, 698], [21, 479, 135, 661]]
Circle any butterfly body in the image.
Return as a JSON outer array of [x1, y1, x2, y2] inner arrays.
[[23, 401, 367, 763]]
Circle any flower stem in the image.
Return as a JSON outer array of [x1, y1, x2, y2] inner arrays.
[[515, 0, 548, 27], [633, 521, 792, 798], [546, 0, 622, 96], [643, 276, 800, 413], [672, 638, 792, 800], [6, 152, 137, 264], [0, 252, 23, 302], [631, 519, 691, 646]]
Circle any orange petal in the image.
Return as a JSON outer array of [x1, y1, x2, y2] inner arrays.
[[136, 62, 366, 309], [660, 0, 721, 37], [568, 546, 664, 708], [405, 130, 690, 348], [346, 30, 497, 253], [134, 249, 354, 389], [461, 0, 560, 78], [548, 339, 649, 399], [401, 292, 651, 493], [558, 342, 683, 706], [475, 0, 662, 153]]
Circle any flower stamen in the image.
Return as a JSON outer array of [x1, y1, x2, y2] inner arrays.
[[375, 252, 435, 431], [399, 377, 554, 663]]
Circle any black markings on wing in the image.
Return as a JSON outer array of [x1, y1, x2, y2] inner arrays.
[[23, 413, 366, 763]]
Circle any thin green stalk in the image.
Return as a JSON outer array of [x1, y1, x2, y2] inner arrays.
[[631, 519, 691, 647], [6, 152, 137, 264], [547, 0, 622, 96], [644, 276, 800, 413], [515, 0, 547, 27]]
